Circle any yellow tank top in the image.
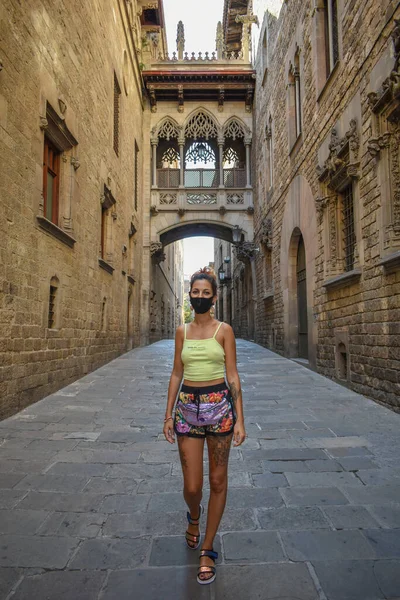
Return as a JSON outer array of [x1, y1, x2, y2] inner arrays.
[[181, 322, 225, 382]]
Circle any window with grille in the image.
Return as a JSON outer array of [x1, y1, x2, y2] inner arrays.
[[342, 184, 356, 272], [43, 138, 61, 224], [114, 73, 121, 156], [48, 285, 57, 328]]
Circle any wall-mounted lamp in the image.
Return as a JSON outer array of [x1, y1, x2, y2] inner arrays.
[[232, 225, 242, 245]]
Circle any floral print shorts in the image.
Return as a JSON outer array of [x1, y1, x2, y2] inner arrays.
[[174, 382, 236, 438]]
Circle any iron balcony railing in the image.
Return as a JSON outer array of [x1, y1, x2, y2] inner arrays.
[[156, 168, 246, 189]]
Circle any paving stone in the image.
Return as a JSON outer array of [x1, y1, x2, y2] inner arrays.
[[327, 447, 374, 458], [0, 567, 22, 599], [257, 439, 307, 450], [281, 530, 376, 561], [374, 560, 400, 599], [257, 506, 330, 530], [82, 477, 138, 495], [214, 563, 319, 599], [304, 437, 369, 449], [0, 535, 79, 568], [100, 494, 150, 513], [226, 487, 284, 509], [107, 463, 171, 479], [10, 570, 107, 600], [54, 450, 141, 464], [14, 474, 90, 493], [222, 531, 285, 561], [0, 489, 27, 509], [312, 560, 383, 600], [289, 428, 337, 439], [0, 473, 25, 488], [281, 486, 349, 507], [368, 505, 400, 528], [341, 484, 400, 506], [285, 471, 361, 487], [102, 510, 184, 537], [69, 536, 151, 569], [322, 506, 381, 529], [337, 457, 379, 471], [149, 535, 221, 566], [355, 468, 400, 485], [37, 511, 107, 537], [0, 509, 49, 535], [263, 460, 310, 473], [101, 567, 210, 600], [45, 462, 109, 477], [219, 508, 258, 531], [252, 472, 289, 487], [17, 491, 105, 512], [255, 448, 327, 461], [304, 459, 343, 472], [363, 529, 400, 558]]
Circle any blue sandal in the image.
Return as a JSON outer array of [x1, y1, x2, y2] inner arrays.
[[197, 549, 218, 585], [185, 504, 204, 550]]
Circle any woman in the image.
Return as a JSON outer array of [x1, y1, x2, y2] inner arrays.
[[163, 266, 246, 585]]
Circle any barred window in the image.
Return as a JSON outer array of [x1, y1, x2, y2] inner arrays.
[[114, 73, 121, 156], [342, 184, 356, 272], [48, 285, 57, 329]]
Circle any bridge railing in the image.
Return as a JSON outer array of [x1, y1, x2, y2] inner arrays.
[[156, 168, 246, 189]]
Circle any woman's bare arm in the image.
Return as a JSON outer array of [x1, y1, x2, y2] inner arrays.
[[165, 325, 184, 419], [223, 324, 245, 445]]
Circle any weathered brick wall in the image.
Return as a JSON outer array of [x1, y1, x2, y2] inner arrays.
[[253, 0, 400, 408], [0, 0, 149, 419]]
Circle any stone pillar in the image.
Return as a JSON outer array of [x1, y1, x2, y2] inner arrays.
[[151, 139, 158, 188], [179, 141, 185, 188], [218, 140, 224, 188], [245, 141, 251, 188]]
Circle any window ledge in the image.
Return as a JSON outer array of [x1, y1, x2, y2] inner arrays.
[[289, 133, 302, 157], [317, 60, 340, 103], [323, 268, 362, 291], [263, 290, 274, 302], [378, 251, 400, 273], [127, 274, 136, 285], [98, 258, 115, 274], [37, 216, 76, 248]]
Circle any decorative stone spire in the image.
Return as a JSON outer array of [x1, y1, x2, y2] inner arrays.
[[216, 21, 224, 60], [235, 3, 259, 63], [176, 21, 185, 61]]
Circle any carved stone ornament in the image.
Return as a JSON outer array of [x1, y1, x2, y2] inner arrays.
[[219, 205, 227, 215], [234, 241, 259, 263], [58, 98, 67, 116], [259, 218, 273, 249], [150, 241, 166, 263], [148, 85, 157, 113], [71, 156, 80, 170], [316, 119, 360, 189], [367, 132, 391, 157], [368, 20, 400, 113], [40, 116, 48, 130], [315, 194, 336, 224], [177, 207, 186, 216], [150, 204, 159, 216]]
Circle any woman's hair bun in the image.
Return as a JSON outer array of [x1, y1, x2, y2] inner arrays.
[[192, 266, 217, 281]]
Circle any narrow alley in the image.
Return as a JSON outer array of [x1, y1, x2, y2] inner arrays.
[[1, 341, 400, 600]]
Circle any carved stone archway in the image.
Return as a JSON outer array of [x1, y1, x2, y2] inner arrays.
[[280, 175, 318, 366]]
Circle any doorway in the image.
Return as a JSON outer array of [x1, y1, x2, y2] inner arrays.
[[296, 235, 308, 359]]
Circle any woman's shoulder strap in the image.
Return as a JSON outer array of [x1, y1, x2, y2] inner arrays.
[[213, 321, 223, 338], [184, 323, 187, 339]]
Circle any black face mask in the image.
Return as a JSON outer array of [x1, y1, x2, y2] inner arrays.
[[189, 295, 214, 314]]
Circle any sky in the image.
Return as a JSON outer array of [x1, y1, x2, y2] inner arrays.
[[162, 0, 284, 274]]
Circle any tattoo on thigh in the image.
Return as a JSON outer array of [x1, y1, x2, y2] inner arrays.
[[178, 443, 188, 469], [209, 437, 231, 467]]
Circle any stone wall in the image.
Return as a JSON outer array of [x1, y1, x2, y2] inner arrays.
[[0, 0, 156, 419], [253, 0, 400, 408]]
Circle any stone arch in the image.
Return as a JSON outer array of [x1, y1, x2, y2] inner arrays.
[[222, 116, 250, 141], [151, 116, 181, 140], [280, 174, 318, 367], [157, 219, 249, 247], [183, 107, 220, 140]]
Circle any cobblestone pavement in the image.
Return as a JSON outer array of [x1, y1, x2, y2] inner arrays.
[[1, 341, 400, 600]]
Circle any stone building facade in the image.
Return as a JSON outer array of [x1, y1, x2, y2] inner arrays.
[[252, 0, 400, 408], [0, 0, 182, 418]]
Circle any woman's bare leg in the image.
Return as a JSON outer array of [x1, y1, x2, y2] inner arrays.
[[199, 433, 232, 579], [177, 435, 205, 546]]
